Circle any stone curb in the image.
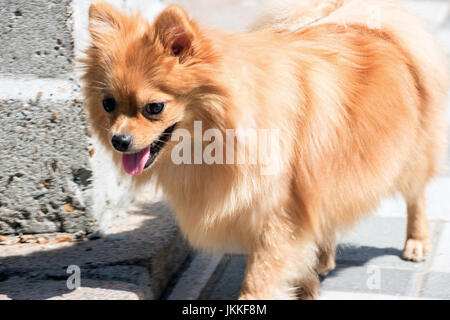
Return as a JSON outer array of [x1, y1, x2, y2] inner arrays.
[[0, 201, 191, 300]]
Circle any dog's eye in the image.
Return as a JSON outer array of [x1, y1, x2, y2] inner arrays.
[[102, 97, 116, 113], [145, 102, 165, 116]]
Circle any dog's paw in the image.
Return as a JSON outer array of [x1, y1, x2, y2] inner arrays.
[[316, 259, 335, 277], [402, 238, 430, 262]]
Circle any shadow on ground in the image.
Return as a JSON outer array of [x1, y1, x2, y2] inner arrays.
[[322, 245, 404, 279]]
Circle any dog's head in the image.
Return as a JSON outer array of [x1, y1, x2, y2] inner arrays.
[[82, 2, 223, 175]]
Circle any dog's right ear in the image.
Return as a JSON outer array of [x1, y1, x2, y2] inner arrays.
[[89, 1, 123, 42]]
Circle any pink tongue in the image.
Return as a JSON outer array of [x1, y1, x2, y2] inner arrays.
[[122, 146, 151, 175]]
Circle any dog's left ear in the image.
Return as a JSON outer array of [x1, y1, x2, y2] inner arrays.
[[153, 6, 197, 63]]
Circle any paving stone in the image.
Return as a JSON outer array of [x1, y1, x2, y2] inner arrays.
[[420, 272, 450, 299], [207, 255, 246, 300], [321, 264, 417, 296], [430, 222, 450, 272]]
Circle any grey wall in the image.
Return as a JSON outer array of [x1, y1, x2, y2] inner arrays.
[[0, 0, 140, 235]]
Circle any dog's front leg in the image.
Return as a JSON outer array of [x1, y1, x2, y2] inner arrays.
[[239, 232, 319, 300]]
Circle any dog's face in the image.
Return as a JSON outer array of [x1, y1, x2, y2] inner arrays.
[[82, 2, 220, 175]]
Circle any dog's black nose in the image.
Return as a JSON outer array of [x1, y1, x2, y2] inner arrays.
[[112, 134, 133, 152]]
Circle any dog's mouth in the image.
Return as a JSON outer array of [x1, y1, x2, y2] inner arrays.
[[121, 123, 177, 175]]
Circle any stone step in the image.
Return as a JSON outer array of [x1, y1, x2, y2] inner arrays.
[[0, 266, 151, 300], [0, 200, 190, 300]]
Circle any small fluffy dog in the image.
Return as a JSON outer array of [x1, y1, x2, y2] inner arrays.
[[82, 0, 448, 299]]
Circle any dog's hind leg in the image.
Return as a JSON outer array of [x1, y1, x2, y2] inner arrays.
[[402, 188, 431, 262]]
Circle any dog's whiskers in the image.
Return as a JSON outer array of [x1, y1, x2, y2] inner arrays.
[[84, 86, 106, 91]]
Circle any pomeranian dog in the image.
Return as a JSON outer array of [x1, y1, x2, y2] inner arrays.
[[81, 0, 448, 299]]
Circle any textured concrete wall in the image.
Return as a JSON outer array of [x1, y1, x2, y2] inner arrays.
[[0, 0, 74, 77], [0, 0, 96, 235], [0, 83, 95, 234], [0, 0, 162, 235]]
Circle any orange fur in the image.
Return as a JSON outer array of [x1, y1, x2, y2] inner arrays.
[[81, 0, 448, 299]]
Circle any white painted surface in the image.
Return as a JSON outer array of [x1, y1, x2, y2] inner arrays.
[[88, 136, 136, 231]]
